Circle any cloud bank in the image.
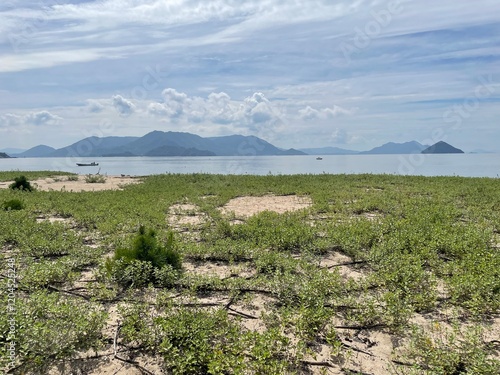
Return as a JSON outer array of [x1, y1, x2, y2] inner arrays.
[[0, 1, 499, 150], [148, 89, 283, 129]]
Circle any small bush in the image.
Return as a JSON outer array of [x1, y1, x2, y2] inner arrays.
[[85, 174, 106, 183], [106, 226, 182, 287], [66, 175, 79, 181], [9, 175, 34, 191], [3, 199, 24, 211]]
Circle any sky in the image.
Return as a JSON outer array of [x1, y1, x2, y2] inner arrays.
[[0, 0, 499, 152]]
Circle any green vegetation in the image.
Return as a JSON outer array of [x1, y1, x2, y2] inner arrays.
[[0, 172, 498, 374], [105, 226, 182, 287], [8, 176, 34, 192], [84, 174, 106, 183], [2, 199, 24, 211], [0, 171, 74, 182]]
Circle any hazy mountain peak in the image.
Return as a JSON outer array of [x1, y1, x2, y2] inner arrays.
[[421, 141, 464, 154]]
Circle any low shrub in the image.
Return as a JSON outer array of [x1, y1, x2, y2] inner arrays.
[[85, 174, 106, 183], [3, 199, 24, 211], [106, 226, 182, 287], [9, 175, 34, 191]]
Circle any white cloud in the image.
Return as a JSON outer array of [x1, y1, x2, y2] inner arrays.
[[0, 113, 23, 127], [158, 88, 188, 118], [323, 105, 354, 118], [0, 48, 129, 73], [86, 99, 105, 113], [0, 111, 61, 127], [148, 88, 282, 128], [24, 110, 62, 125], [204, 92, 231, 124], [299, 105, 353, 120], [298, 106, 320, 121], [147, 102, 171, 117], [112, 95, 136, 117]]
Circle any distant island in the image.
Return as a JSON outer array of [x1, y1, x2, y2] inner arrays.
[[421, 141, 464, 154], [299, 140, 465, 155], [3, 132, 468, 158]]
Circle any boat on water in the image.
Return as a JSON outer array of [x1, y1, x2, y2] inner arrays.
[[316, 157, 323, 160], [76, 162, 99, 166]]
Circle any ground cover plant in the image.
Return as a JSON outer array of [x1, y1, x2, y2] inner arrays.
[[0, 172, 498, 374], [2, 199, 24, 211]]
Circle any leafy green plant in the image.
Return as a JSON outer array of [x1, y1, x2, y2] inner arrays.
[[119, 304, 294, 375], [106, 226, 182, 287], [3, 199, 24, 211], [399, 323, 499, 374], [229, 211, 317, 252], [155, 308, 246, 374], [9, 175, 34, 191], [0, 291, 106, 373]]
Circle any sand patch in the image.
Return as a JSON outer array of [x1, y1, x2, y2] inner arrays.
[[184, 260, 254, 279], [351, 211, 383, 221], [343, 329, 394, 374], [36, 215, 74, 224], [0, 175, 142, 192], [235, 294, 275, 334], [320, 252, 367, 281], [167, 203, 208, 230], [220, 195, 312, 219], [361, 212, 382, 221]]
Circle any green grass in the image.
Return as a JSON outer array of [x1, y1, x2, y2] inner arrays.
[[0, 171, 75, 182], [0, 172, 498, 374]]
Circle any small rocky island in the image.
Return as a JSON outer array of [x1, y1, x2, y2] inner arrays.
[[421, 141, 464, 154]]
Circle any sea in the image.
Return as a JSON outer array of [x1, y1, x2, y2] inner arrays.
[[1, 154, 499, 178]]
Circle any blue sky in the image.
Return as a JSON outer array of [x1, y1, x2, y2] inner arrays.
[[0, 0, 499, 151]]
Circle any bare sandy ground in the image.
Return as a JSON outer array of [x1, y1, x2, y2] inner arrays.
[[219, 194, 313, 218], [0, 175, 142, 192]]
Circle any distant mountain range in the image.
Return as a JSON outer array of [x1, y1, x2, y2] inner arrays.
[[358, 141, 428, 155], [298, 146, 358, 155], [301, 141, 464, 155], [16, 145, 56, 158], [3, 132, 469, 158], [8, 131, 305, 158]]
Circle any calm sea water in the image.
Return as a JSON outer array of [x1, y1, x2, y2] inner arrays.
[[1, 154, 499, 178]]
